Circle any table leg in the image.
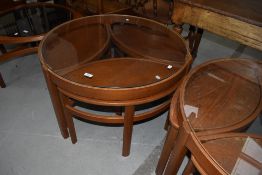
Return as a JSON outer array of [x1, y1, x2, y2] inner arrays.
[[122, 105, 135, 156], [41, 65, 69, 139], [60, 92, 77, 144], [164, 111, 170, 130], [0, 72, 6, 88], [156, 126, 178, 175], [163, 126, 189, 175], [0, 44, 7, 54], [0, 45, 7, 88]]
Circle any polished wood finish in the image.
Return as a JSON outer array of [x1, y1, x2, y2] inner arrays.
[[172, 0, 262, 54], [62, 58, 177, 88], [59, 92, 77, 143], [156, 58, 262, 174], [156, 89, 180, 175], [41, 64, 69, 138], [38, 15, 191, 156], [54, 56, 189, 156], [111, 21, 187, 66], [0, 3, 81, 87], [122, 105, 135, 156]]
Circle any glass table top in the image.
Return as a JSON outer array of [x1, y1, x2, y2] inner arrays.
[[40, 15, 189, 88], [181, 59, 262, 131], [202, 135, 262, 175], [0, 3, 73, 37], [111, 22, 187, 65], [63, 58, 177, 88]]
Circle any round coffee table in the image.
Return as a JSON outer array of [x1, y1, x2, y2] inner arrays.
[[0, 2, 81, 87], [157, 58, 262, 174], [38, 14, 192, 156]]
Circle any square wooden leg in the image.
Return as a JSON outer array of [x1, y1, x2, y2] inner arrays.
[[0, 72, 6, 88], [122, 105, 135, 156]]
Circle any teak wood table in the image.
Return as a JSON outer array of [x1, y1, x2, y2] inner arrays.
[[38, 14, 192, 156], [0, 3, 81, 88], [156, 58, 262, 174], [172, 0, 262, 56]]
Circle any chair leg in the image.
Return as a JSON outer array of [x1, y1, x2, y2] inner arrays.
[[182, 159, 195, 175], [122, 105, 135, 157], [153, 0, 157, 16], [156, 126, 178, 175], [0, 72, 6, 88], [60, 93, 77, 144], [187, 25, 196, 51], [191, 28, 204, 59]]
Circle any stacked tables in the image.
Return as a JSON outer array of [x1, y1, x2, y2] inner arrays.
[[38, 15, 192, 156], [156, 58, 262, 174]]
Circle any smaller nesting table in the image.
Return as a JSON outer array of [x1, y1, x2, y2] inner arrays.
[[156, 58, 262, 174]]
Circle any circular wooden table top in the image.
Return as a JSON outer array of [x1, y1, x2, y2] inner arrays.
[[0, 3, 80, 43], [110, 19, 187, 65], [63, 57, 177, 88], [178, 58, 262, 132], [39, 15, 191, 101]]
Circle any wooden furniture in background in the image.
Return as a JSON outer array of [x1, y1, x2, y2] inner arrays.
[[156, 58, 262, 174], [0, 0, 26, 11], [38, 15, 192, 156], [172, 0, 262, 57], [0, 3, 81, 87], [66, 0, 133, 15], [135, 0, 173, 24]]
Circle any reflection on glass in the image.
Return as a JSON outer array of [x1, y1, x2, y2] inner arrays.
[[0, 6, 71, 37], [232, 137, 262, 175], [183, 104, 199, 118], [242, 137, 262, 163], [231, 158, 260, 175], [183, 59, 262, 130], [40, 15, 190, 88]]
